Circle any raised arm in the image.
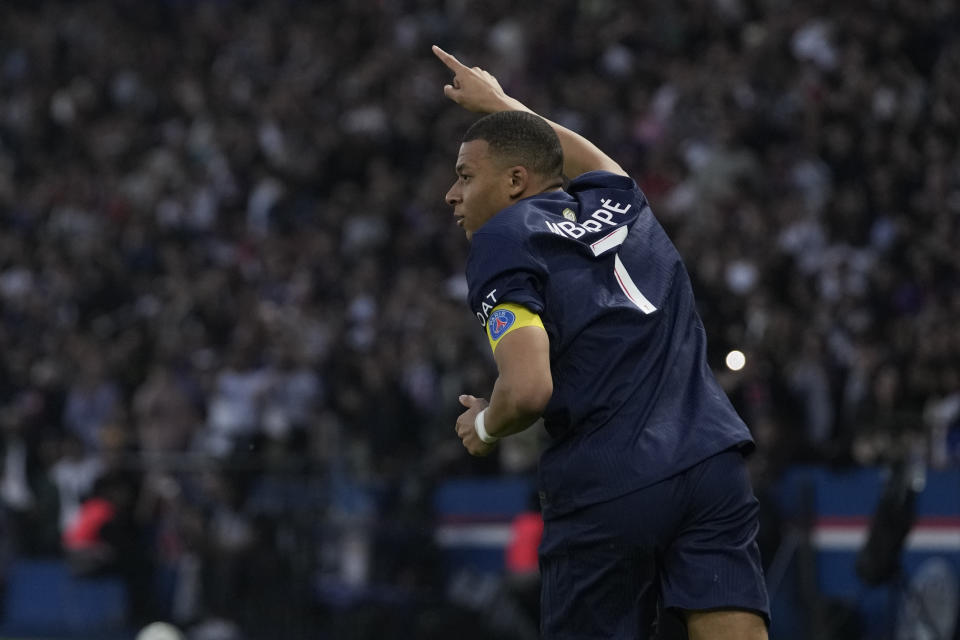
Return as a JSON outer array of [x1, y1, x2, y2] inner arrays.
[[432, 45, 627, 179]]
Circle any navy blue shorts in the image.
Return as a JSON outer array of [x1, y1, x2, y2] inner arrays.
[[539, 448, 769, 639]]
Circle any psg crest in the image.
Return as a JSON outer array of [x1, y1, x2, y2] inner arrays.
[[488, 309, 516, 340]]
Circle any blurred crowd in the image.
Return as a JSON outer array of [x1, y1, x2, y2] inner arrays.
[[0, 0, 958, 637]]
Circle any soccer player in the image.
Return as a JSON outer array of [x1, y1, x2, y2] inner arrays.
[[433, 45, 770, 640]]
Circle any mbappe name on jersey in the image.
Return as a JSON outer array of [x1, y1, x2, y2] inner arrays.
[[544, 198, 632, 239]]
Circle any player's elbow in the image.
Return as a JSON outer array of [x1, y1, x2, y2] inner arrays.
[[511, 376, 553, 420]]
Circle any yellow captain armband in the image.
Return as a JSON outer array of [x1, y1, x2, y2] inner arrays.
[[485, 303, 544, 354]]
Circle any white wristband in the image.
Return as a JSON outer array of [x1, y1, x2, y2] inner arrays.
[[474, 408, 499, 444]]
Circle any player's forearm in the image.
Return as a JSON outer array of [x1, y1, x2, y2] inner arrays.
[[483, 375, 551, 438], [487, 97, 626, 178]]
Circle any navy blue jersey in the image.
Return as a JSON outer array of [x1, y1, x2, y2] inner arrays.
[[465, 171, 753, 519]]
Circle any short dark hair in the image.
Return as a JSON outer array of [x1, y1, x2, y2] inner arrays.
[[462, 111, 564, 178]]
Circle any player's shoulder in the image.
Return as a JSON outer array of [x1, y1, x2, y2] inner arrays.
[[473, 196, 551, 245], [467, 200, 552, 278], [567, 171, 652, 222], [568, 170, 639, 196]]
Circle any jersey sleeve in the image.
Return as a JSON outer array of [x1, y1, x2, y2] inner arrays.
[[465, 230, 547, 332], [567, 170, 641, 196]]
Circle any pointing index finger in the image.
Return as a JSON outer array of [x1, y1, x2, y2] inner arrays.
[[432, 45, 468, 72]]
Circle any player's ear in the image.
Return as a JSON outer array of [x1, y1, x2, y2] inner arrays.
[[507, 166, 529, 198]]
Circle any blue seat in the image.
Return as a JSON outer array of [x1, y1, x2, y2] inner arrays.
[[1, 558, 128, 635]]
